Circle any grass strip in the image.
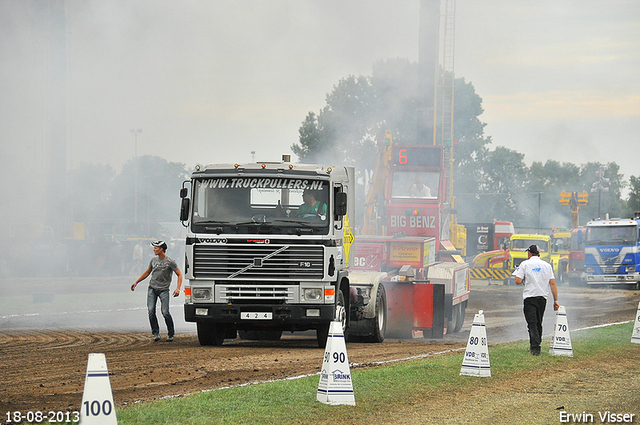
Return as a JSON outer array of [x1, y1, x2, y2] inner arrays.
[[117, 322, 637, 425]]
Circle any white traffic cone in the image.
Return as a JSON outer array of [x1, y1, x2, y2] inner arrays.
[[460, 310, 491, 377], [550, 305, 573, 357], [317, 321, 356, 406], [80, 353, 118, 425], [631, 301, 640, 344]]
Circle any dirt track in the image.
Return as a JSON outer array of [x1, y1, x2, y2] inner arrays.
[[1, 281, 638, 413]]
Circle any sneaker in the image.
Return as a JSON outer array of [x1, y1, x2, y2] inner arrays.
[[166, 336, 174, 342], [154, 335, 161, 342]]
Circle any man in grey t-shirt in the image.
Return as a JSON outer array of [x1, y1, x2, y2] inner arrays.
[[131, 240, 183, 342]]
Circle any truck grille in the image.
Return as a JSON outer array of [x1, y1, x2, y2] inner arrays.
[[513, 258, 525, 269], [193, 244, 324, 280], [218, 285, 296, 303]]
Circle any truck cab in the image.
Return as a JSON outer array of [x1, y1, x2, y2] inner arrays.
[[355, 140, 469, 337], [179, 159, 355, 347], [567, 227, 585, 285], [508, 234, 552, 283], [584, 217, 640, 288], [550, 231, 572, 283]]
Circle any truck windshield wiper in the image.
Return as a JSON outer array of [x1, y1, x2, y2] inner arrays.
[[272, 219, 314, 228], [194, 220, 231, 225], [235, 221, 267, 226]]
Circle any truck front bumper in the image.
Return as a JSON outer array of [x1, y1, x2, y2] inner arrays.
[[585, 273, 640, 285], [185, 303, 336, 325]]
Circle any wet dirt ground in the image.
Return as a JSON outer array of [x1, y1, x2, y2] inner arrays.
[[1, 279, 638, 413]]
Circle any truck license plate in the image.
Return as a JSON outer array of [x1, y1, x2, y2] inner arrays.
[[241, 312, 273, 320], [604, 276, 616, 282]]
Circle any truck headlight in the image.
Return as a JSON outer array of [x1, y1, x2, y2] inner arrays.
[[304, 288, 323, 301], [192, 288, 212, 300], [626, 266, 636, 273], [586, 267, 594, 273]]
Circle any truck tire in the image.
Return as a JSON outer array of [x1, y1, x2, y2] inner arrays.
[[454, 302, 466, 333], [360, 284, 387, 343], [317, 290, 346, 348], [447, 302, 466, 334], [197, 322, 225, 346], [447, 304, 460, 334], [558, 259, 569, 284]]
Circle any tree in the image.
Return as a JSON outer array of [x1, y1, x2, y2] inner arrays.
[[628, 176, 640, 214], [108, 155, 189, 227], [474, 146, 528, 225], [292, 59, 633, 230], [292, 58, 490, 173], [292, 59, 492, 225], [451, 77, 492, 198], [525, 160, 583, 229], [71, 163, 116, 223], [579, 162, 627, 221], [293, 112, 324, 164]]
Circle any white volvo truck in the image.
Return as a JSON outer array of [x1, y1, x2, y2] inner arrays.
[[179, 157, 362, 347]]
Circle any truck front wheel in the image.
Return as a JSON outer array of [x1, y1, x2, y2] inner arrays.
[[197, 322, 225, 346], [360, 284, 387, 343]]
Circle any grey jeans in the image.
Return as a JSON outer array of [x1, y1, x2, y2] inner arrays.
[[147, 287, 175, 338]]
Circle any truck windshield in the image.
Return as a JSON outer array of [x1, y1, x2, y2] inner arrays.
[[510, 239, 550, 252], [390, 170, 439, 200], [586, 225, 638, 246], [553, 236, 571, 252], [190, 177, 330, 234]]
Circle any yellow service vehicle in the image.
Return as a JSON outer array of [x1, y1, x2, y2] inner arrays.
[[550, 230, 572, 283], [507, 234, 551, 285]]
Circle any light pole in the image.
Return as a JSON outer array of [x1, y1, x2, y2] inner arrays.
[[144, 175, 151, 237], [130, 129, 142, 223]]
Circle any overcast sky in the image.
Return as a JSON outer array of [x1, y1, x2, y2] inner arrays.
[[2, 0, 639, 181]]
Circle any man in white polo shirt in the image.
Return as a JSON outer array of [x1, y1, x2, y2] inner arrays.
[[513, 244, 559, 356]]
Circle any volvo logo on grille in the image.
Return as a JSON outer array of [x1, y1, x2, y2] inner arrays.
[[254, 258, 263, 267], [198, 238, 228, 244], [599, 248, 620, 253]]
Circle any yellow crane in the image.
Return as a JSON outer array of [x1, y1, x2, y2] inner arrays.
[[559, 190, 589, 229]]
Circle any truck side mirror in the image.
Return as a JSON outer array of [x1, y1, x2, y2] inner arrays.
[[335, 192, 347, 217], [179, 188, 190, 222], [180, 198, 190, 222]]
